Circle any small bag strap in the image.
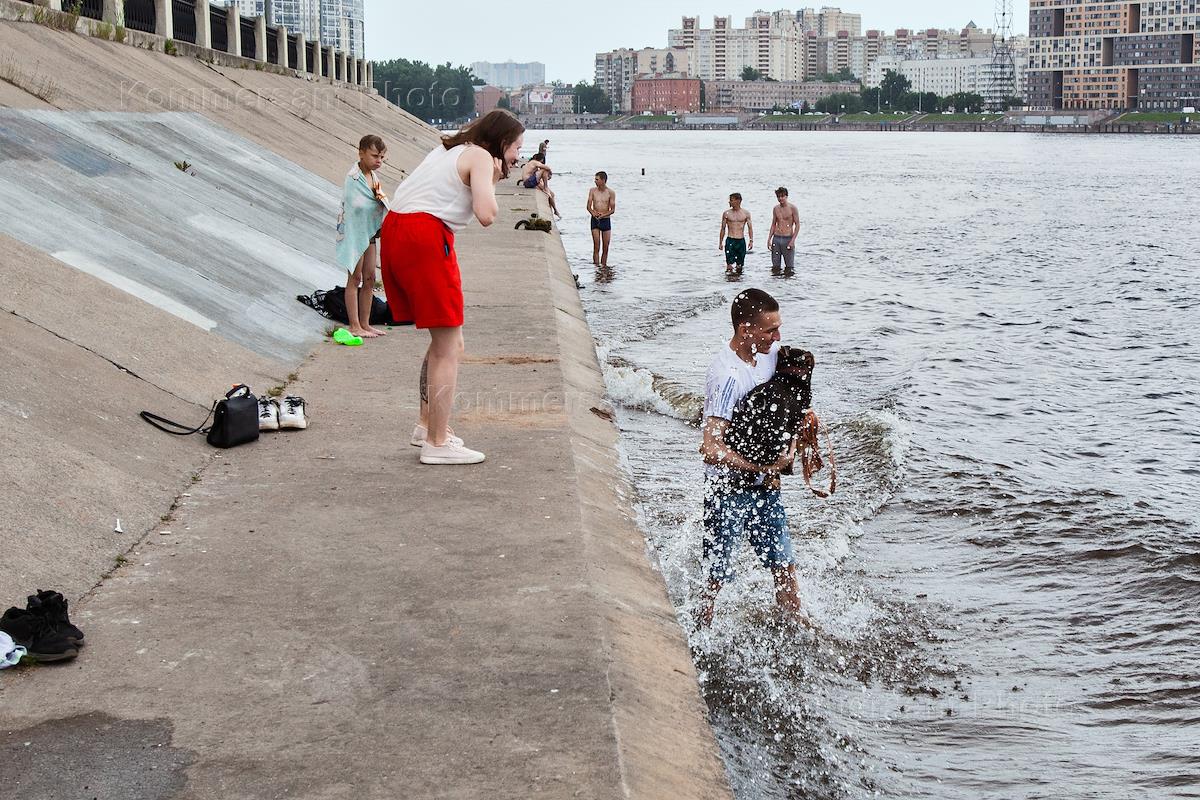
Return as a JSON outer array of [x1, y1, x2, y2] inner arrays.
[[140, 402, 216, 437]]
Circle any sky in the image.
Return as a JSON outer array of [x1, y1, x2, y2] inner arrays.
[[367, 2, 1030, 85]]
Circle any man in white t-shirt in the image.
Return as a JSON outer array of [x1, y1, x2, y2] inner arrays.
[[698, 288, 807, 628]]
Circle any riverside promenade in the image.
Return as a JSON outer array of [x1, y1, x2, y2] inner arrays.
[[0, 10, 732, 798], [1, 189, 732, 800]]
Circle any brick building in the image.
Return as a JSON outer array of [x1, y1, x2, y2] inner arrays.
[[631, 76, 702, 114]]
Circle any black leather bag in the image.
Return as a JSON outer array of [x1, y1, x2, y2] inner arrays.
[[141, 385, 260, 449]]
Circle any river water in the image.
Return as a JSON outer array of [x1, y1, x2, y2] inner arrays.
[[528, 129, 1199, 799]]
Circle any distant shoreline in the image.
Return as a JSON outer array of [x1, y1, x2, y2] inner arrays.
[[505, 114, 1198, 135], [518, 121, 1199, 135]]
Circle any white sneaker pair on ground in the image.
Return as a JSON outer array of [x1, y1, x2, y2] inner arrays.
[[259, 396, 308, 431], [411, 424, 484, 465]]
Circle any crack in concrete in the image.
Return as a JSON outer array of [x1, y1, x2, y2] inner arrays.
[[3, 306, 204, 409]]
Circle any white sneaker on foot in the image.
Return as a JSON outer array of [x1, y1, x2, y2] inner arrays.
[[258, 397, 279, 431], [278, 396, 308, 430], [420, 440, 485, 465], [410, 424, 463, 448]]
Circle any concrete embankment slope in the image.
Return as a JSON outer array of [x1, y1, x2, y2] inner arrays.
[[0, 14, 732, 799], [0, 15, 439, 599]]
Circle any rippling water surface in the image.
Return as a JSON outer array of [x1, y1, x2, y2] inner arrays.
[[529, 130, 1200, 799]]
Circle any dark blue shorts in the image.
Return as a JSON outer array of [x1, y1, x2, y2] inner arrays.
[[702, 483, 793, 584], [590, 216, 612, 232]]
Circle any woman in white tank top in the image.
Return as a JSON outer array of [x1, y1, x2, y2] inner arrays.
[[379, 110, 525, 466]]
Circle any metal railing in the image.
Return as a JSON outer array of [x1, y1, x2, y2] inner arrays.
[[171, 0, 196, 43], [210, 5, 228, 52], [124, 0, 156, 33], [240, 17, 256, 60], [80, 0, 103, 21], [41, 0, 363, 83]]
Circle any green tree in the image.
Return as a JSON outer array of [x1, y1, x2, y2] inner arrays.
[[880, 69, 911, 109], [834, 66, 856, 82], [815, 92, 863, 114], [741, 66, 764, 81], [373, 59, 476, 123], [941, 91, 986, 113], [573, 81, 611, 113]]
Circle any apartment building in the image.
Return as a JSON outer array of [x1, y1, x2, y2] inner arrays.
[[667, 15, 997, 82], [213, 0, 363, 57], [866, 54, 1029, 103], [797, 6, 862, 36], [595, 47, 693, 111], [630, 77, 702, 114], [1027, 0, 1200, 109], [704, 79, 861, 110], [469, 62, 547, 90]]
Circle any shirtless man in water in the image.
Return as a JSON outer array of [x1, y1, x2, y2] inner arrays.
[[718, 192, 754, 275], [587, 171, 616, 267], [769, 186, 800, 275]]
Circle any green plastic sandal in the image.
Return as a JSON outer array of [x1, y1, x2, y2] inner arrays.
[[332, 328, 363, 347]]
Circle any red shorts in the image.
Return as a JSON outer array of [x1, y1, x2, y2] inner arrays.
[[379, 212, 463, 329]]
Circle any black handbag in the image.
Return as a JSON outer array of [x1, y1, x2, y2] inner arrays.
[[141, 385, 260, 449]]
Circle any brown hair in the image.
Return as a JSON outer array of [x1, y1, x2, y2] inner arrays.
[[731, 288, 779, 328], [442, 110, 525, 179], [359, 134, 386, 153]]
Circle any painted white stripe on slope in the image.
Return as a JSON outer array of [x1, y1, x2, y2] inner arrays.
[[53, 250, 219, 332]]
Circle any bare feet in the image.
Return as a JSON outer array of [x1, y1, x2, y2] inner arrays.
[[349, 327, 377, 339], [365, 325, 388, 336]]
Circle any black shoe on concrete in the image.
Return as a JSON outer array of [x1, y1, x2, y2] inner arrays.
[[0, 607, 79, 662], [27, 590, 85, 645]]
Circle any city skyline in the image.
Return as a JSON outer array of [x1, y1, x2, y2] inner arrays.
[[368, 1, 1031, 83]]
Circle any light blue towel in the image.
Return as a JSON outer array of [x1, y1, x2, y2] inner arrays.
[[335, 166, 389, 272], [0, 631, 24, 669]]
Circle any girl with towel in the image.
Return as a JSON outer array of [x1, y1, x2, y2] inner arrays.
[[336, 134, 390, 339]]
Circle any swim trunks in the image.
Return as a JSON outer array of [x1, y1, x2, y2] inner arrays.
[[522, 173, 539, 189], [379, 211, 463, 329], [724, 237, 747, 267], [590, 216, 612, 232]]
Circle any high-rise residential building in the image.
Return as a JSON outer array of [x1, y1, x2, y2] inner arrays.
[[666, 15, 996, 82], [595, 48, 692, 111], [212, 0, 363, 58], [866, 53, 1029, 104], [1027, 1, 1199, 110], [469, 62, 547, 90], [668, 12, 804, 81], [797, 6, 862, 36]]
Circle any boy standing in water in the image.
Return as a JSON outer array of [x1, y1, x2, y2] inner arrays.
[[769, 187, 800, 276], [718, 193, 754, 275], [587, 171, 616, 267], [698, 289, 808, 629]]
